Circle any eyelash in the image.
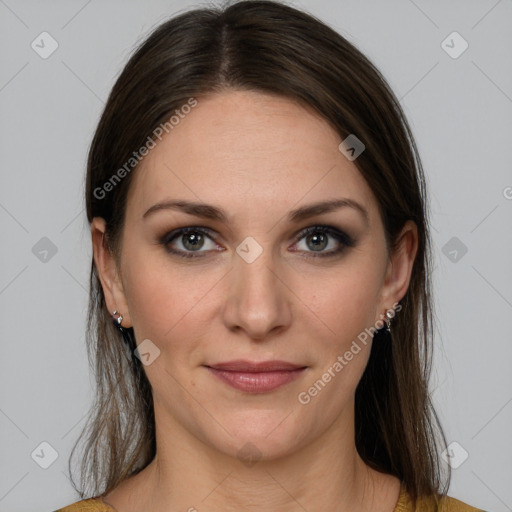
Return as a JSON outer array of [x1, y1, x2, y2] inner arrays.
[[159, 225, 355, 260]]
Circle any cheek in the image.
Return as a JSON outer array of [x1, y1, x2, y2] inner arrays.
[[305, 260, 383, 351], [296, 266, 382, 412], [121, 246, 221, 355]]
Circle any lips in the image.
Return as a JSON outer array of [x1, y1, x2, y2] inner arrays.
[[204, 360, 308, 393], [206, 360, 307, 372]]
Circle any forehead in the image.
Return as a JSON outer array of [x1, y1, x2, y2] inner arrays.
[[126, 90, 378, 224]]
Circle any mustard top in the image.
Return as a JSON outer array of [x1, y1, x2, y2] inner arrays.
[[54, 482, 485, 511]]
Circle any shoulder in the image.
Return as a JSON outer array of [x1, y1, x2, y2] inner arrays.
[[53, 497, 116, 512], [434, 494, 487, 512], [395, 484, 486, 512]]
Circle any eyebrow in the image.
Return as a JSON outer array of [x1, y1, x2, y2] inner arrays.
[[142, 198, 369, 225]]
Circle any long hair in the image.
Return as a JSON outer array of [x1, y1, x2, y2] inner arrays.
[[70, 0, 450, 504]]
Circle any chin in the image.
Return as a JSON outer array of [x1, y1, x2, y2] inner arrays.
[[202, 408, 311, 463]]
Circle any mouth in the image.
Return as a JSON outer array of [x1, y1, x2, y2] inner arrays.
[[203, 360, 308, 393]]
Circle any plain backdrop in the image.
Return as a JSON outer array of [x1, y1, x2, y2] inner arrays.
[[0, 1, 511, 511]]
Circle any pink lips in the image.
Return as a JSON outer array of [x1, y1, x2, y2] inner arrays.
[[204, 360, 307, 393]]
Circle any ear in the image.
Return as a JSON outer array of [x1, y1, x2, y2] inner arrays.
[[376, 220, 418, 320], [91, 217, 132, 328]]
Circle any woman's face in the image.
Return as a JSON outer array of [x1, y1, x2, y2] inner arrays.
[[93, 90, 417, 462]]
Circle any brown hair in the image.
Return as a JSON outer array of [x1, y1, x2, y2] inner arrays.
[[70, 0, 450, 504]]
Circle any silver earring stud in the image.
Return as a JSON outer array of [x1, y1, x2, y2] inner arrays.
[[112, 309, 135, 351], [385, 310, 393, 332], [112, 309, 123, 326]]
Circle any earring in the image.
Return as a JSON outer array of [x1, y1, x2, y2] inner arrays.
[[112, 309, 133, 348], [112, 309, 123, 326], [385, 310, 393, 333]]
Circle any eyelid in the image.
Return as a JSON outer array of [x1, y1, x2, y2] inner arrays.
[[160, 226, 219, 250], [160, 224, 355, 258], [292, 224, 354, 246]]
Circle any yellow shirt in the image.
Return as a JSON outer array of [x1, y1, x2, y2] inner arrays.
[[54, 482, 485, 511]]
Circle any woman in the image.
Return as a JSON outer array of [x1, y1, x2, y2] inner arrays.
[[55, 1, 483, 510]]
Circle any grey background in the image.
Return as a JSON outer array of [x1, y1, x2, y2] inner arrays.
[[0, 0, 511, 511]]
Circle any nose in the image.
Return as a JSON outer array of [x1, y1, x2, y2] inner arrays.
[[222, 245, 292, 341]]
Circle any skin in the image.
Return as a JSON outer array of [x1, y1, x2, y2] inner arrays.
[[91, 90, 418, 512]]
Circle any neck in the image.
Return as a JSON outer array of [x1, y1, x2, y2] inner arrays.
[[103, 399, 401, 512]]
